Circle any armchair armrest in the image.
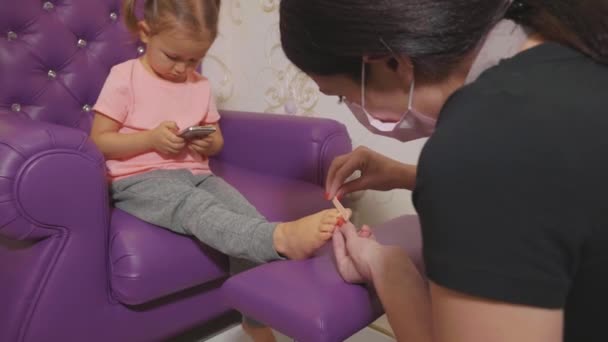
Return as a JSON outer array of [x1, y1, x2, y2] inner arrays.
[[212, 110, 351, 186], [0, 115, 107, 240]]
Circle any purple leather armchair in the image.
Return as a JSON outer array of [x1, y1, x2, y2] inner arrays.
[[1, 1, 424, 341], [0, 0, 352, 341]]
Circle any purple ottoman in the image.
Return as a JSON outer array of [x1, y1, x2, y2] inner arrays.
[[223, 215, 424, 342]]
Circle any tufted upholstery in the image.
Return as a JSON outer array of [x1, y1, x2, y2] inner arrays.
[[0, 0, 141, 132], [0, 0, 354, 341]]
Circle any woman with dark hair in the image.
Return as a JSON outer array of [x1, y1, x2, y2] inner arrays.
[[280, 0, 608, 341]]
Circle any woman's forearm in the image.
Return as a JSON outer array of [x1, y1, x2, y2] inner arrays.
[[392, 163, 417, 191], [371, 247, 432, 342]]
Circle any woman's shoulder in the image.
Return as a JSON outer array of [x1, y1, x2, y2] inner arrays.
[[424, 43, 608, 181], [438, 43, 608, 136]]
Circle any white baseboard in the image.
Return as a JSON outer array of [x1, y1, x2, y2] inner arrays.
[[205, 324, 395, 342]]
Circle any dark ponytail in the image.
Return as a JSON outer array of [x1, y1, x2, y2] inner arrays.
[[505, 0, 607, 64], [280, 0, 509, 81], [280, 0, 608, 82]]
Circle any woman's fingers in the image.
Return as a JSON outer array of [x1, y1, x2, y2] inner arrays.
[[330, 156, 365, 198], [337, 176, 368, 199], [358, 226, 372, 238], [358, 225, 376, 240], [333, 229, 348, 259], [333, 229, 366, 283], [339, 221, 359, 239], [326, 154, 349, 197]]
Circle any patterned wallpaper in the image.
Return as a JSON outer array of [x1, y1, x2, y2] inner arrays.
[[203, 0, 425, 226]]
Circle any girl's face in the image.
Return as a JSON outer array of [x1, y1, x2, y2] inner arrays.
[[140, 22, 213, 83]]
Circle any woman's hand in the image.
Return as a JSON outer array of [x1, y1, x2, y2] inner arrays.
[[333, 223, 383, 284], [335, 222, 432, 342], [325, 146, 417, 199]]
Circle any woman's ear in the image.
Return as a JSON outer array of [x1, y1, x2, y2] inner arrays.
[[364, 55, 414, 91], [138, 21, 152, 43], [393, 55, 414, 88], [363, 55, 401, 71]]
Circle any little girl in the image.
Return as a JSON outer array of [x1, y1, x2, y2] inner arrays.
[[90, 1, 346, 341]]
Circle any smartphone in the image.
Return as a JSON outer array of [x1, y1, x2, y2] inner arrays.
[[179, 125, 217, 140]]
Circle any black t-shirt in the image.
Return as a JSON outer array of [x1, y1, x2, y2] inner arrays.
[[414, 43, 608, 341]]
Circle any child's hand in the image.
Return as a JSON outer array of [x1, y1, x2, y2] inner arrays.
[[149, 121, 186, 156], [188, 136, 214, 156]]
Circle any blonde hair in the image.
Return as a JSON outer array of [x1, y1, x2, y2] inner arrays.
[[123, 0, 221, 40]]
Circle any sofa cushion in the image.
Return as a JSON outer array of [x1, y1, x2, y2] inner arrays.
[[109, 209, 228, 306], [109, 162, 333, 305]]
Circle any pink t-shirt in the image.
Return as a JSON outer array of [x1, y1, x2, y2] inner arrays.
[[93, 59, 220, 181]]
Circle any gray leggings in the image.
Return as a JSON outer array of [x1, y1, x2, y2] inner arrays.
[[112, 169, 279, 327], [111, 169, 282, 264]]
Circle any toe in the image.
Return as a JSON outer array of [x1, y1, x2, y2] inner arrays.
[[320, 231, 333, 241], [336, 217, 346, 227], [325, 209, 341, 218], [320, 221, 337, 233], [322, 215, 339, 225]]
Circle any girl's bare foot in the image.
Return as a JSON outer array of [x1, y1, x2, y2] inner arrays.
[[273, 209, 349, 260]]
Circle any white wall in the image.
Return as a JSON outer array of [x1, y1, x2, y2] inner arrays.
[[203, 0, 425, 226]]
